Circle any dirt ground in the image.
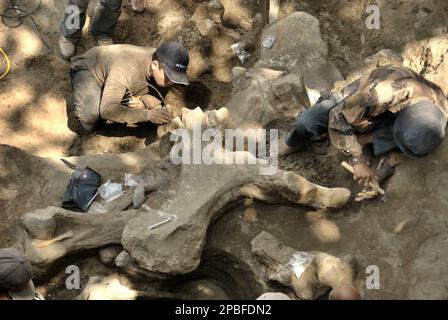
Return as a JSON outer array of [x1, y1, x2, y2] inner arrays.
[[2, 0, 448, 299]]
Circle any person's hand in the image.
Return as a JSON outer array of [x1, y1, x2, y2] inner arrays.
[[131, 0, 146, 12], [354, 188, 379, 202], [353, 162, 378, 189], [147, 108, 173, 124], [128, 96, 145, 109]]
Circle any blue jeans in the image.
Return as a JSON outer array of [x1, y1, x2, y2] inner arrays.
[[285, 95, 398, 157]]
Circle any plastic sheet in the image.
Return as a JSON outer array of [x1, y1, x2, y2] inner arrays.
[[286, 251, 315, 279], [99, 180, 123, 203], [261, 35, 276, 48], [230, 41, 251, 64]]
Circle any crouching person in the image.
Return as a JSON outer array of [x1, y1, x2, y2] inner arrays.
[[68, 41, 190, 133], [0, 248, 43, 300], [279, 65, 448, 199]]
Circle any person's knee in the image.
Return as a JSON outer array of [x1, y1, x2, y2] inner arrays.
[[298, 111, 322, 137], [100, 0, 122, 10], [75, 109, 97, 133], [67, 104, 93, 134], [69, 0, 90, 9], [70, 99, 97, 133]]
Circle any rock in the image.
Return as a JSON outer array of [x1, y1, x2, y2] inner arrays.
[[226, 68, 286, 130], [226, 12, 343, 130], [191, 3, 208, 24], [220, 0, 254, 31], [132, 184, 146, 209], [207, 0, 225, 23], [305, 210, 341, 244], [99, 246, 123, 267], [76, 275, 138, 300], [303, 61, 344, 105], [258, 12, 342, 106], [257, 12, 329, 72], [22, 210, 56, 240], [186, 48, 210, 80], [197, 19, 219, 38], [115, 250, 135, 269], [403, 37, 448, 95], [269, 72, 308, 118]]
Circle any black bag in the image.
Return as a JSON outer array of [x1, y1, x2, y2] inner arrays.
[[61, 159, 101, 212]]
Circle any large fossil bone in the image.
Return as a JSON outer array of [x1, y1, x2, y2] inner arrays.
[[16, 139, 349, 276]]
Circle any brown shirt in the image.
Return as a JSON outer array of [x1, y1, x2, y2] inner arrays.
[[70, 44, 157, 124], [328, 65, 448, 157]]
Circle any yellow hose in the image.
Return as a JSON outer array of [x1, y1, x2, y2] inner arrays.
[[0, 48, 11, 80]]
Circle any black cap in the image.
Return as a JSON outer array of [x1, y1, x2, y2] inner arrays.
[[393, 101, 447, 159], [155, 41, 189, 85], [0, 248, 32, 291]]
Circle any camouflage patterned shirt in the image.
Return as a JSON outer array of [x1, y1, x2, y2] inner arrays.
[[328, 65, 448, 157]]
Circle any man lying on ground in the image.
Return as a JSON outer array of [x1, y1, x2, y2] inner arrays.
[[278, 65, 448, 200], [69, 41, 189, 133]]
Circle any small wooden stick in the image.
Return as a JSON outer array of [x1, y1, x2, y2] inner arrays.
[[36, 231, 75, 248], [341, 161, 385, 195]]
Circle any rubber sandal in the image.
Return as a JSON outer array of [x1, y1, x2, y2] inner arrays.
[[376, 160, 395, 182]]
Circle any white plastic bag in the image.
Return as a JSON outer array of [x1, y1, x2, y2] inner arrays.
[[230, 41, 251, 64], [99, 180, 123, 203], [286, 251, 315, 279], [261, 35, 276, 48]]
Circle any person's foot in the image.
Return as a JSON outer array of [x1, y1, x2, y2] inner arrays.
[[376, 152, 405, 182], [96, 37, 114, 46], [376, 161, 395, 182], [59, 35, 76, 60], [276, 139, 309, 157]]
